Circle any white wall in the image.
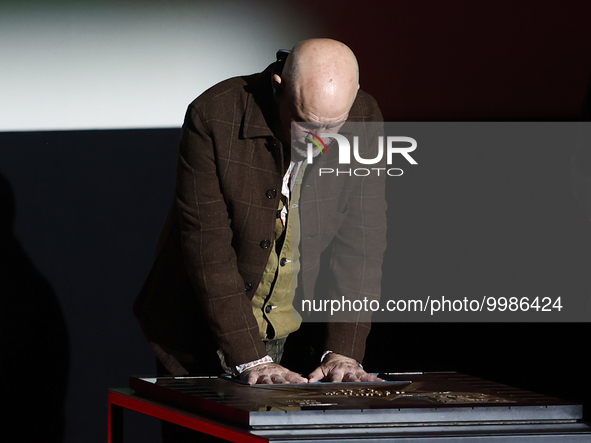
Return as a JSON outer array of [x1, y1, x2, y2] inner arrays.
[[0, 0, 321, 131]]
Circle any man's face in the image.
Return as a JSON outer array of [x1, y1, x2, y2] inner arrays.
[[276, 86, 352, 159], [290, 121, 345, 159]]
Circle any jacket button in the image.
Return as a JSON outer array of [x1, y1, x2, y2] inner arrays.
[[266, 189, 277, 199], [245, 283, 253, 292], [264, 305, 272, 314], [280, 257, 288, 266], [260, 239, 271, 249]]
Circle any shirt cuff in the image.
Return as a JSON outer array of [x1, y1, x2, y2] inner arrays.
[[320, 350, 363, 368], [233, 355, 273, 376]]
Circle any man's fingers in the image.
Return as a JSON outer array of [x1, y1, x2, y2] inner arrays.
[[326, 368, 357, 382], [243, 358, 379, 385], [308, 366, 326, 383], [358, 372, 374, 382], [309, 352, 384, 383], [246, 373, 269, 385], [284, 372, 307, 383], [342, 371, 360, 382], [259, 375, 273, 384], [269, 374, 287, 384], [361, 373, 384, 382], [245, 372, 260, 385], [330, 371, 344, 382], [326, 362, 360, 382], [259, 371, 305, 384], [241, 363, 308, 384]]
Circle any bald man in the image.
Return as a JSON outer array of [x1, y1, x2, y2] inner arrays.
[[134, 39, 387, 389]]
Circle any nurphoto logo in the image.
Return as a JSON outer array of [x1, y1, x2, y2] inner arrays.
[[305, 131, 328, 155], [305, 132, 418, 177]]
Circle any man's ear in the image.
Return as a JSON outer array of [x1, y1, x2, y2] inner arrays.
[[272, 74, 282, 95]]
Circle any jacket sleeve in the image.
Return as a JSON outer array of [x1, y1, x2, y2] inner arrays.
[[175, 103, 267, 367], [324, 101, 387, 363], [323, 171, 387, 362]]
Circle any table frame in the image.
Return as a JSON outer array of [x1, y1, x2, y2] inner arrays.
[[108, 388, 591, 443], [107, 388, 266, 443]]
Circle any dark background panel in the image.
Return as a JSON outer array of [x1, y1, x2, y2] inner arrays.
[[0, 129, 180, 443], [375, 123, 591, 322]]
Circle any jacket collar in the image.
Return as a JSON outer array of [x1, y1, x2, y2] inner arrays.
[[241, 63, 279, 140]]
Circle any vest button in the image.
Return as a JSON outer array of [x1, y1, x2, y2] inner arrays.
[[280, 257, 288, 266], [266, 189, 277, 199], [264, 305, 272, 314], [260, 239, 271, 249]]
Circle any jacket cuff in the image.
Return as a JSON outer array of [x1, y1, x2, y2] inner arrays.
[[324, 322, 371, 363]]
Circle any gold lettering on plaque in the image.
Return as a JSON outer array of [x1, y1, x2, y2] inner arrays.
[[323, 388, 394, 397]]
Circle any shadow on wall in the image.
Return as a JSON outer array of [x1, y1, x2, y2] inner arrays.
[[0, 172, 70, 442]]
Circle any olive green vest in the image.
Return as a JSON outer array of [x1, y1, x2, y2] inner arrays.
[[251, 161, 306, 340]]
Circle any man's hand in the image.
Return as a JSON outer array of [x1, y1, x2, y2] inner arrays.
[[308, 352, 383, 383], [240, 363, 308, 385]]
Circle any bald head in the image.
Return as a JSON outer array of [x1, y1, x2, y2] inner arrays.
[[283, 39, 359, 111], [273, 39, 359, 145]]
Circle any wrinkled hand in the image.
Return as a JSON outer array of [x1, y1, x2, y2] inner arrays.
[[308, 352, 383, 383], [240, 362, 308, 385]]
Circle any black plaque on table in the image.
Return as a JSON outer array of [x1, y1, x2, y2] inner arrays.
[[129, 372, 582, 429]]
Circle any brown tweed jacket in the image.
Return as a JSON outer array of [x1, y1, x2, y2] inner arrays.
[[133, 63, 387, 372]]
